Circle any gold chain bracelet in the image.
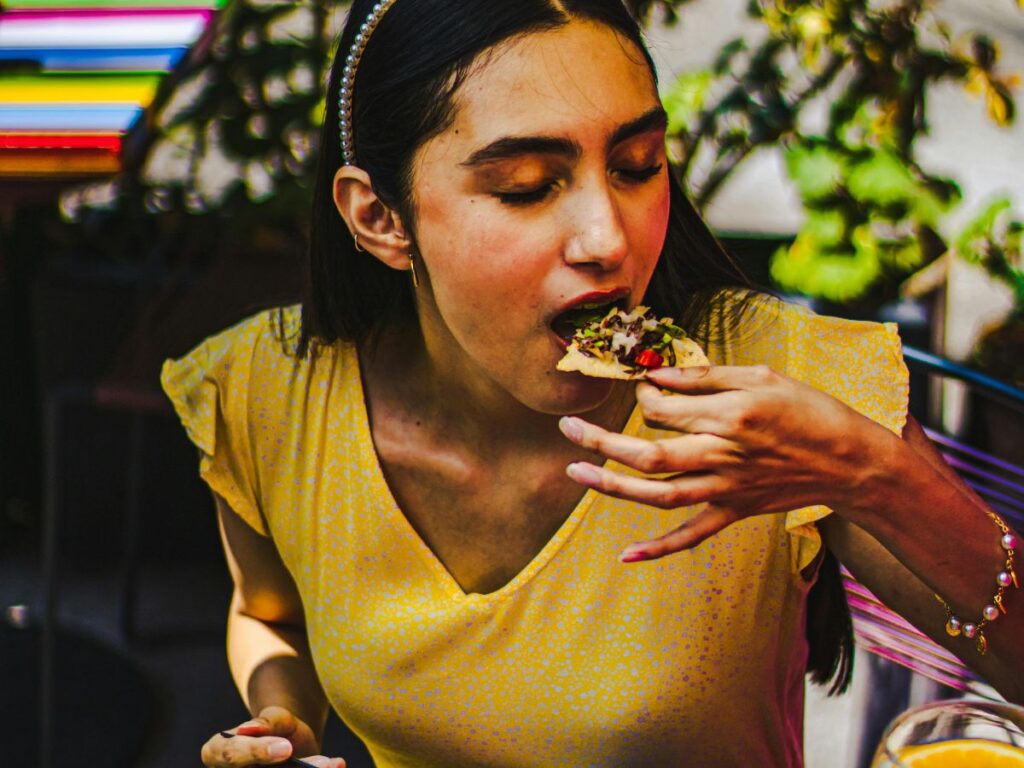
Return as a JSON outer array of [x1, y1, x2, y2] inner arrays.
[[936, 512, 1018, 655]]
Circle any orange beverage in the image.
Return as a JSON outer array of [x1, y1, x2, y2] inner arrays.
[[891, 739, 1024, 767], [872, 700, 1024, 768]]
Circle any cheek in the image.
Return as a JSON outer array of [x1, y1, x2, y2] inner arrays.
[[420, 196, 550, 284], [631, 181, 671, 263], [416, 198, 548, 320]]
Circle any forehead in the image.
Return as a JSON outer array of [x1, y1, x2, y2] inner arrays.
[[435, 20, 659, 152]]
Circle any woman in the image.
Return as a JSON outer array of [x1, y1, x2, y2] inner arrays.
[[162, 1, 1023, 765]]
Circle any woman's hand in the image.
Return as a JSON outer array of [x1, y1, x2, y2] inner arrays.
[[201, 706, 346, 767], [559, 364, 898, 561]]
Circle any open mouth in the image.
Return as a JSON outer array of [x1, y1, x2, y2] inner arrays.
[[551, 298, 628, 344]]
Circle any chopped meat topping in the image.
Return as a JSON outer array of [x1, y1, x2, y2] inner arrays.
[[564, 305, 691, 375]]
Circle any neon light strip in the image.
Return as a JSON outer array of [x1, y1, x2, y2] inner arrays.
[[0, 47, 186, 71], [0, 150, 120, 175], [0, 133, 122, 151], [2, 8, 216, 21], [0, 106, 142, 131], [0, 75, 161, 105], [3, 0, 224, 7], [0, 3, 223, 179], [0, 14, 210, 48]]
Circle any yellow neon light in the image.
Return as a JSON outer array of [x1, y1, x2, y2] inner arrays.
[[0, 75, 161, 105]]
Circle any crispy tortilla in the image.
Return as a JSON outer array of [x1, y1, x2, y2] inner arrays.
[[557, 335, 710, 380]]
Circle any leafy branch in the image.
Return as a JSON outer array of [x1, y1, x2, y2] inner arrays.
[[661, 0, 1023, 305]]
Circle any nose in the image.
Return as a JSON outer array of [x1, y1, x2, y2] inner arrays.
[[563, 180, 629, 270]]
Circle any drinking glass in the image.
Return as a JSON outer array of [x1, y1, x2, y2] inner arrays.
[[871, 699, 1024, 767]]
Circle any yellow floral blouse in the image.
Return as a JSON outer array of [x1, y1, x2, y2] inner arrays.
[[161, 299, 908, 767]]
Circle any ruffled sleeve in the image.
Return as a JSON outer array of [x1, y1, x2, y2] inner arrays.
[[160, 311, 279, 536], [781, 305, 910, 574]]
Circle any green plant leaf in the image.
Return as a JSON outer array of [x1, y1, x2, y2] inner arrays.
[[803, 208, 847, 246], [846, 150, 917, 205], [783, 141, 846, 201], [879, 236, 925, 272], [770, 241, 881, 302], [955, 197, 1013, 263], [662, 69, 714, 135], [769, 224, 882, 302], [909, 185, 958, 228]]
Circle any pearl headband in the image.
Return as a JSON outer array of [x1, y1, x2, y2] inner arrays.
[[338, 0, 401, 165]]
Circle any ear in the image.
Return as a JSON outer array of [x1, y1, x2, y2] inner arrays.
[[333, 165, 413, 271]]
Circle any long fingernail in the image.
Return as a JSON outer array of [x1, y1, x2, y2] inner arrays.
[[566, 462, 600, 484], [650, 365, 704, 380], [267, 741, 291, 759], [558, 416, 584, 441], [619, 547, 651, 563]]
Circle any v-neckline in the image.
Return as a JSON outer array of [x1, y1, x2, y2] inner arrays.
[[350, 347, 643, 604]]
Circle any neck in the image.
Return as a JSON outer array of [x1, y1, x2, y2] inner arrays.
[[361, 320, 635, 458]]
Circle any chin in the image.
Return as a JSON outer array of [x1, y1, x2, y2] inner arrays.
[[528, 372, 618, 416]]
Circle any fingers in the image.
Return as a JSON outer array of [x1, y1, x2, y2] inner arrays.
[[639, 366, 782, 435], [203, 708, 347, 768], [297, 758, 347, 768], [236, 724, 271, 737], [634, 383, 747, 436], [620, 504, 740, 562], [646, 364, 779, 393], [559, 416, 734, 474], [201, 730, 295, 766], [255, 706, 301, 738], [202, 730, 346, 768], [565, 461, 724, 510]]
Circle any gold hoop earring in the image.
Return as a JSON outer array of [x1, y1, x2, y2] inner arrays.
[[408, 253, 420, 289], [353, 234, 365, 252]]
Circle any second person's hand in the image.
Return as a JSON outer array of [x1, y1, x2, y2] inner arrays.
[[201, 706, 346, 767]]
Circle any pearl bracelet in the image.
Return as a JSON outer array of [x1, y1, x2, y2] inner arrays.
[[936, 512, 1018, 655]]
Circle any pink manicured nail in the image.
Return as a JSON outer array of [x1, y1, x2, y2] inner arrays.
[[267, 740, 292, 759], [558, 416, 584, 441], [619, 548, 651, 563], [566, 462, 600, 485]]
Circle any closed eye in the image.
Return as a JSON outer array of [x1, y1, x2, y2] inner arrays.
[[495, 163, 663, 206], [617, 163, 663, 183], [495, 183, 557, 206]]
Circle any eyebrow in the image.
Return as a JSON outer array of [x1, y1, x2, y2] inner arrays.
[[460, 105, 668, 168]]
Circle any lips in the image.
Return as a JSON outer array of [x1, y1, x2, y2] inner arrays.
[[549, 288, 631, 343]]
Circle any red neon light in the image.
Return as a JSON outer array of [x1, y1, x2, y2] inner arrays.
[[0, 133, 122, 151], [1, 9, 214, 23]]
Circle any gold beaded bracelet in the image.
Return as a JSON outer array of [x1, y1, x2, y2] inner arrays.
[[936, 512, 1018, 655]]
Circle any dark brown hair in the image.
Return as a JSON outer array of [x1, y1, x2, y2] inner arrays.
[[297, 0, 852, 694], [299, 0, 755, 351]]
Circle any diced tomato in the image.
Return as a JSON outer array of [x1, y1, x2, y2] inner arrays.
[[634, 349, 663, 368]]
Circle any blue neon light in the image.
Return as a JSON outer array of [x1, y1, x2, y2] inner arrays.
[[0, 105, 142, 130], [0, 46, 186, 71]]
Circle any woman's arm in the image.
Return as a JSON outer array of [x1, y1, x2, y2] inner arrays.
[[217, 492, 329, 736], [821, 415, 1024, 702], [200, 493, 346, 767], [558, 365, 1023, 701]]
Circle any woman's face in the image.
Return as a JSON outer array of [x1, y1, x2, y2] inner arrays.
[[408, 19, 670, 416]]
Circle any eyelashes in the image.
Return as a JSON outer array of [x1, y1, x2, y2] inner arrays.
[[495, 163, 664, 206], [619, 163, 664, 182], [496, 186, 553, 206]]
